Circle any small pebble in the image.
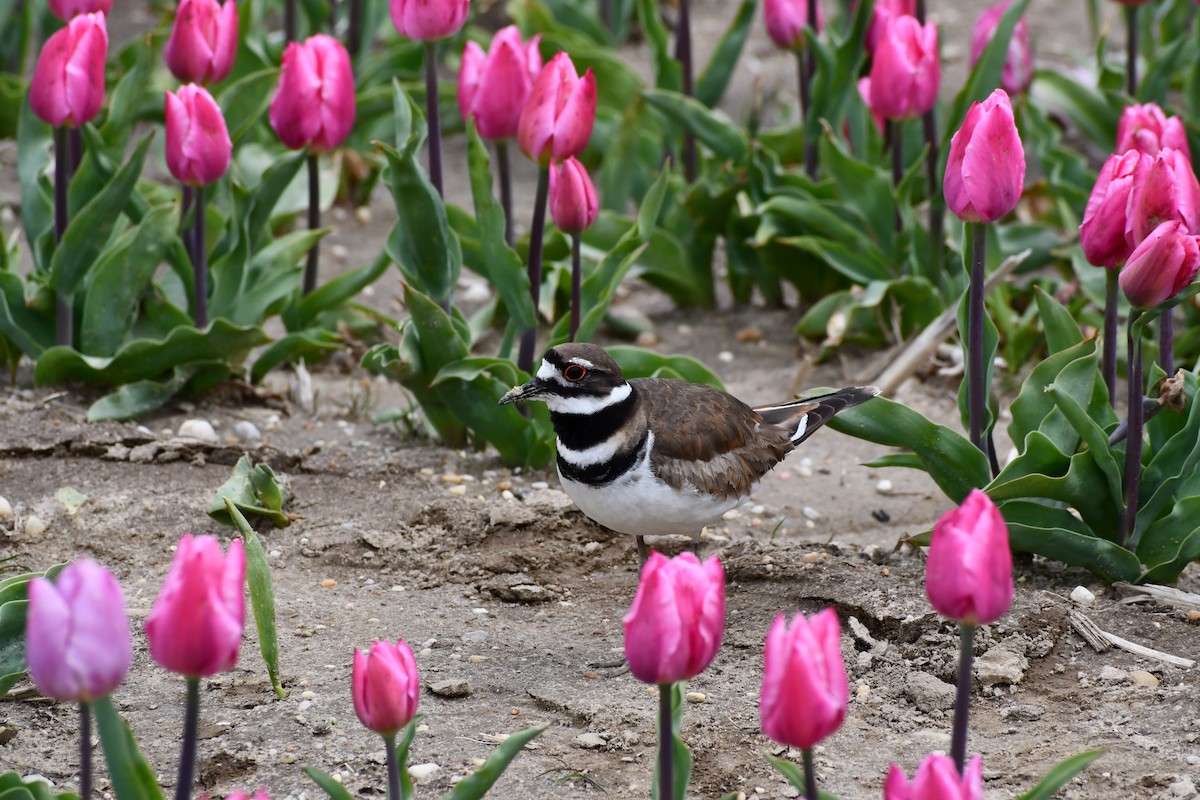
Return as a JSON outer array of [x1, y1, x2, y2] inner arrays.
[[234, 421, 262, 441], [319, 579, 337, 589], [23, 515, 47, 537], [875, 479, 894, 495], [408, 763, 441, 784], [500, 490, 515, 501], [685, 691, 706, 703], [178, 419, 219, 443], [802, 552, 823, 564], [530, 481, 549, 490], [1187, 610, 1200, 623], [0, 497, 11, 518], [575, 732, 606, 749], [717, 351, 734, 363], [461, 630, 488, 643], [802, 506, 821, 520], [428, 679, 472, 698], [1069, 586, 1096, 606], [447, 485, 467, 496], [355, 206, 372, 225], [1129, 670, 1159, 688]]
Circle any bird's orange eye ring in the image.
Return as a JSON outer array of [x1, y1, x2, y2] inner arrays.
[[563, 364, 588, 382]]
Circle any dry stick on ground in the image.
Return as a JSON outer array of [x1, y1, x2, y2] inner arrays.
[[1115, 583, 1200, 613], [1069, 610, 1196, 668]]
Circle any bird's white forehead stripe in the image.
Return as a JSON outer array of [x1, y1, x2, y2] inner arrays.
[[536, 360, 557, 380]]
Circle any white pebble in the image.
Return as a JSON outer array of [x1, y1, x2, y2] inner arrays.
[[750, 504, 766, 515], [178, 419, 219, 443], [234, 420, 262, 441], [685, 691, 706, 703], [23, 515, 47, 537], [717, 351, 734, 363], [0, 497, 12, 518], [447, 485, 467, 496], [802, 506, 821, 520], [408, 764, 441, 783], [530, 481, 549, 490], [1069, 586, 1096, 606], [875, 479, 894, 495]]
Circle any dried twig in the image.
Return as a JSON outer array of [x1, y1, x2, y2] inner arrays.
[[1069, 610, 1195, 667], [1115, 582, 1200, 612]]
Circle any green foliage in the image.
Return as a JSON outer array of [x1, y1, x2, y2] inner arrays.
[[223, 499, 286, 700], [650, 683, 692, 800], [92, 696, 166, 800], [208, 455, 292, 529], [0, 564, 65, 697], [0, 771, 80, 800]]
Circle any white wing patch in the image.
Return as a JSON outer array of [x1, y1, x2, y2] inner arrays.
[[789, 413, 809, 443]]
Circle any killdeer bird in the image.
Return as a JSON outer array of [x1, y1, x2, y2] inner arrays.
[[499, 343, 878, 560]]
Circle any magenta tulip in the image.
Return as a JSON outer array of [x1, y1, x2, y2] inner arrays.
[[759, 608, 848, 750], [165, 84, 232, 187], [1120, 220, 1200, 308], [866, 0, 915, 52], [1079, 150, 1145, 268], [164, 0, 238, 85], [549, 157, 599, 234], [926, 490, 1013, 625], [1125, 147, 1200, 245], [389, 0, 469, 41], [884, 754, 984, 800], [623, 552, 725, 685], [352, 639, 421, 735], [28, 12, 108, 128], [145, 534, 246, 677], [1116, 103, 1191, 159], [867, 15, 940, 120], [969, 1, 1033, 95], [944, 89, 1025, 223], [763, 0, 824, 51], [269, 34, 356, 153], [26, 559, 131, 703], [517, 51, 597, 165], [47, 0, 111, 19], [458, 26, 542, 141], [856, 77, 885, 133]]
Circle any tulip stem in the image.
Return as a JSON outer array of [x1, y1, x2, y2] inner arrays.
[[424, 41, 444, 199], [658, 683, 674, 800], [599, 0, 613, 34], [1159, 310, 1174, 378], [285, 0, 296, 41], [1104, 268, 1119, 406], [915, 0, 926, 24], [1119, 311, 1145, 548], [923, 107, 943, 292], [383, 732, 400, 800], [967, 222, 988, 462], [174, 678, 201, 800], [949, 623, 975, 774], [53, 126, 74, 348], [496, 140, 514, 247], [796, 50, 817, 180], [518, 166, 550, 375], [347, 0, 362, 61], [569, 233, 582, 342], [801, 748, 818, 800], [674, 0, 697, 182], [889, 120, 903, 234], [1125, 4, 1138, 97], [193, 184, 208, 329], [79, 702, 92, 800], [304, 153, 320, 295], [69, 127, 83, 177], [181, 185, 196, 270]]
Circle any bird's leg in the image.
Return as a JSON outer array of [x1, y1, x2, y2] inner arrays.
[[636, 535, 649, 566], [690, 529, 704, 558]]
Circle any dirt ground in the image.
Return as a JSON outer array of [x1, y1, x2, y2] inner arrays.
[[4, 1, 1200, 798]]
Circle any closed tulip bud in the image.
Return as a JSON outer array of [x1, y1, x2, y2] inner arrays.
[[165, 84, 232, 186], [164, 0, 238, 85], [48, 0, 111, 20], [1117, 103, 1191, 159], [926, 490, 1012, 625], [759, 609, 848, 750], [458, 26, 542, 141], [867, 15, 940, 120], [352, 639, 420, 735], [389, 0, 469, 41], [269, 34, 356, 153], [623, 552, 725, 685], [944, 89, 1025, 223], [763, 0, 824, 51], [1125, 148, 1200, 246], [884, 754, 985, 800], [225, 790, 270, 800], [857, 77, 885, 133], [866, 0, 915, 52], [969, 1, 1033, 95], [26, 559, 131, 703], [1080, 150, 1145, 268], [145, 534, 246, 677], [517, 51, 596, 165], [29, 12, 108, 128], [549, 157, 599, 234], [1120, 220, 1200, 309]]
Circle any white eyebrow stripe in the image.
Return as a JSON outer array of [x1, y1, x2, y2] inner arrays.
[[567, 357, 595, 368]]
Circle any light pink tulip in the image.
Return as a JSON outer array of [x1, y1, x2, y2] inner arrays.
[[759, 609, 848, 750], [857, 77, 885, 133], [165, 84, 232, 186], [269, 34, 356, 153], [1125, 147, 1200, 245], [969, 1, 1033, 95], [549, 157, 599, 234], [866, 0, 915, 52], [1120, 220, 1200, 309], [1080, 150, 1146, 268], [458, 26, 542, 141], [352, 639, 421, 735], [1117, 103, 1191, 159], [517, 51, 597, 165], [48, 0, 111, 20], [926, 490, 1013, 625], [28, 12, 108, 127], [145, 534, 246, 677], [164, 0, 239, 85], [225, 790, 270, 800], [763, 0, 824, 51], [944, 89, 1025, 223], [623, 552, 725, 685], [868, 15, 940, 120], [884, 754, 984, 800], [26, 559, 131, 703], [389, 0, 469, 41]]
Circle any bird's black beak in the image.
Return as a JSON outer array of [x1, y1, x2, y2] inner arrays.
[[499, 379, 544, 405]]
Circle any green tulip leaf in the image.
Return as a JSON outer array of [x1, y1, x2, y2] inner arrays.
[[1015, 750, 1103, 800], [764, 755, 841, 800], [303, 767, 355, 800], [209, 456, 292, 528], [16, 97, 54, 267], [1033, 69, 1119, 149], [394, 716, 420, 800], [223, 499, 285, 699], [1136, 497, 1200, 584], [296, 251, 390, 328], [943, 0, 1029, 153], [650, 683, 691, 800], [250, 328, 343, 384], [636, 0, 682, 92], [245, 149, 308, 251], [92, 695, 166, 800], [643, 88, 749, 162], [1134, 382, 1200, 546], [694, 0, 758, 108], [0, 270, 52, 358], [1033, 286, 1084, 355], [84, 365, 223, 422], [441, 724, 548, 800], [999, 501, 1141, 582], [219, 68, 280, 145], [607, 346, 725, 388], [0, 599, 28, 697]]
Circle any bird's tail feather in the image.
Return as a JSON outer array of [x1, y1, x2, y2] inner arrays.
[[755, 386, 880, 445]]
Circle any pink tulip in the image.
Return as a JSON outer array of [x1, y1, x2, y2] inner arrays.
[[517, 51, 597, 165], [866, 0, 915, 52], [1120, 220, 1200, 308], [1125, 147, 1200, 245], [26, 559, 131, 702], [549, 157, 599, 234], [925, 490, 1013, 625], [164, 0, 239, 85], [884, 754, 984, 800], [759, 609, 848, 750], [28, 12, 108, 128], [145, 534, 246, 677], [352, 639, 421, 735], [1117, 103, 1191, 159], [48, 0, 111, 20], [1079, 150, 1145, 268], [389, 0, 469, 41], [763, 0, 824, 51], [458, 26, 542, 141], [165, 84, 232, 186], [225, 791, 270, 800], [857, 77, 885, 133], [944, 89, 1025, 223], [269, 34, 356, 152], [623, 552, 725, 685], [867, 15, 940, 120], [969, 1, 1033, 95]]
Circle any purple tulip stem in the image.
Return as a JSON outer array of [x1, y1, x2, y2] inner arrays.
[[889, 119, 903, 233], [496, 140, 514, 247], [658, 682, 675, 800], [569, 233, 582, 341], [285, 0, 296, 41], [1160, 310, 1174, 377], [69, 126, 83, 177], [181, 185, 196, 269], [79, 702, 92, 799], [304, 152, 320, 295], [517, 165, 550, 375], [424, 41, 444, 199], [53, 125, 73, 348], [1125, 4, 1138, 97], [1104, 268, 1119, 406], [922, 107, 943, 289], [1120, 311, 1145, 548], [193, 184, 209, 328], [674, 0, 697, 182], [383, 732, 400, 800], [174, 677, 201, 800], [949, 622, 976, 774], [802, 747, 818, 800], [796, 49, 816, 180], [599, 0, 613, 33], [347, 0, 362, 60], [967, 222, 988, 460], [915, 0, 926, 24]]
